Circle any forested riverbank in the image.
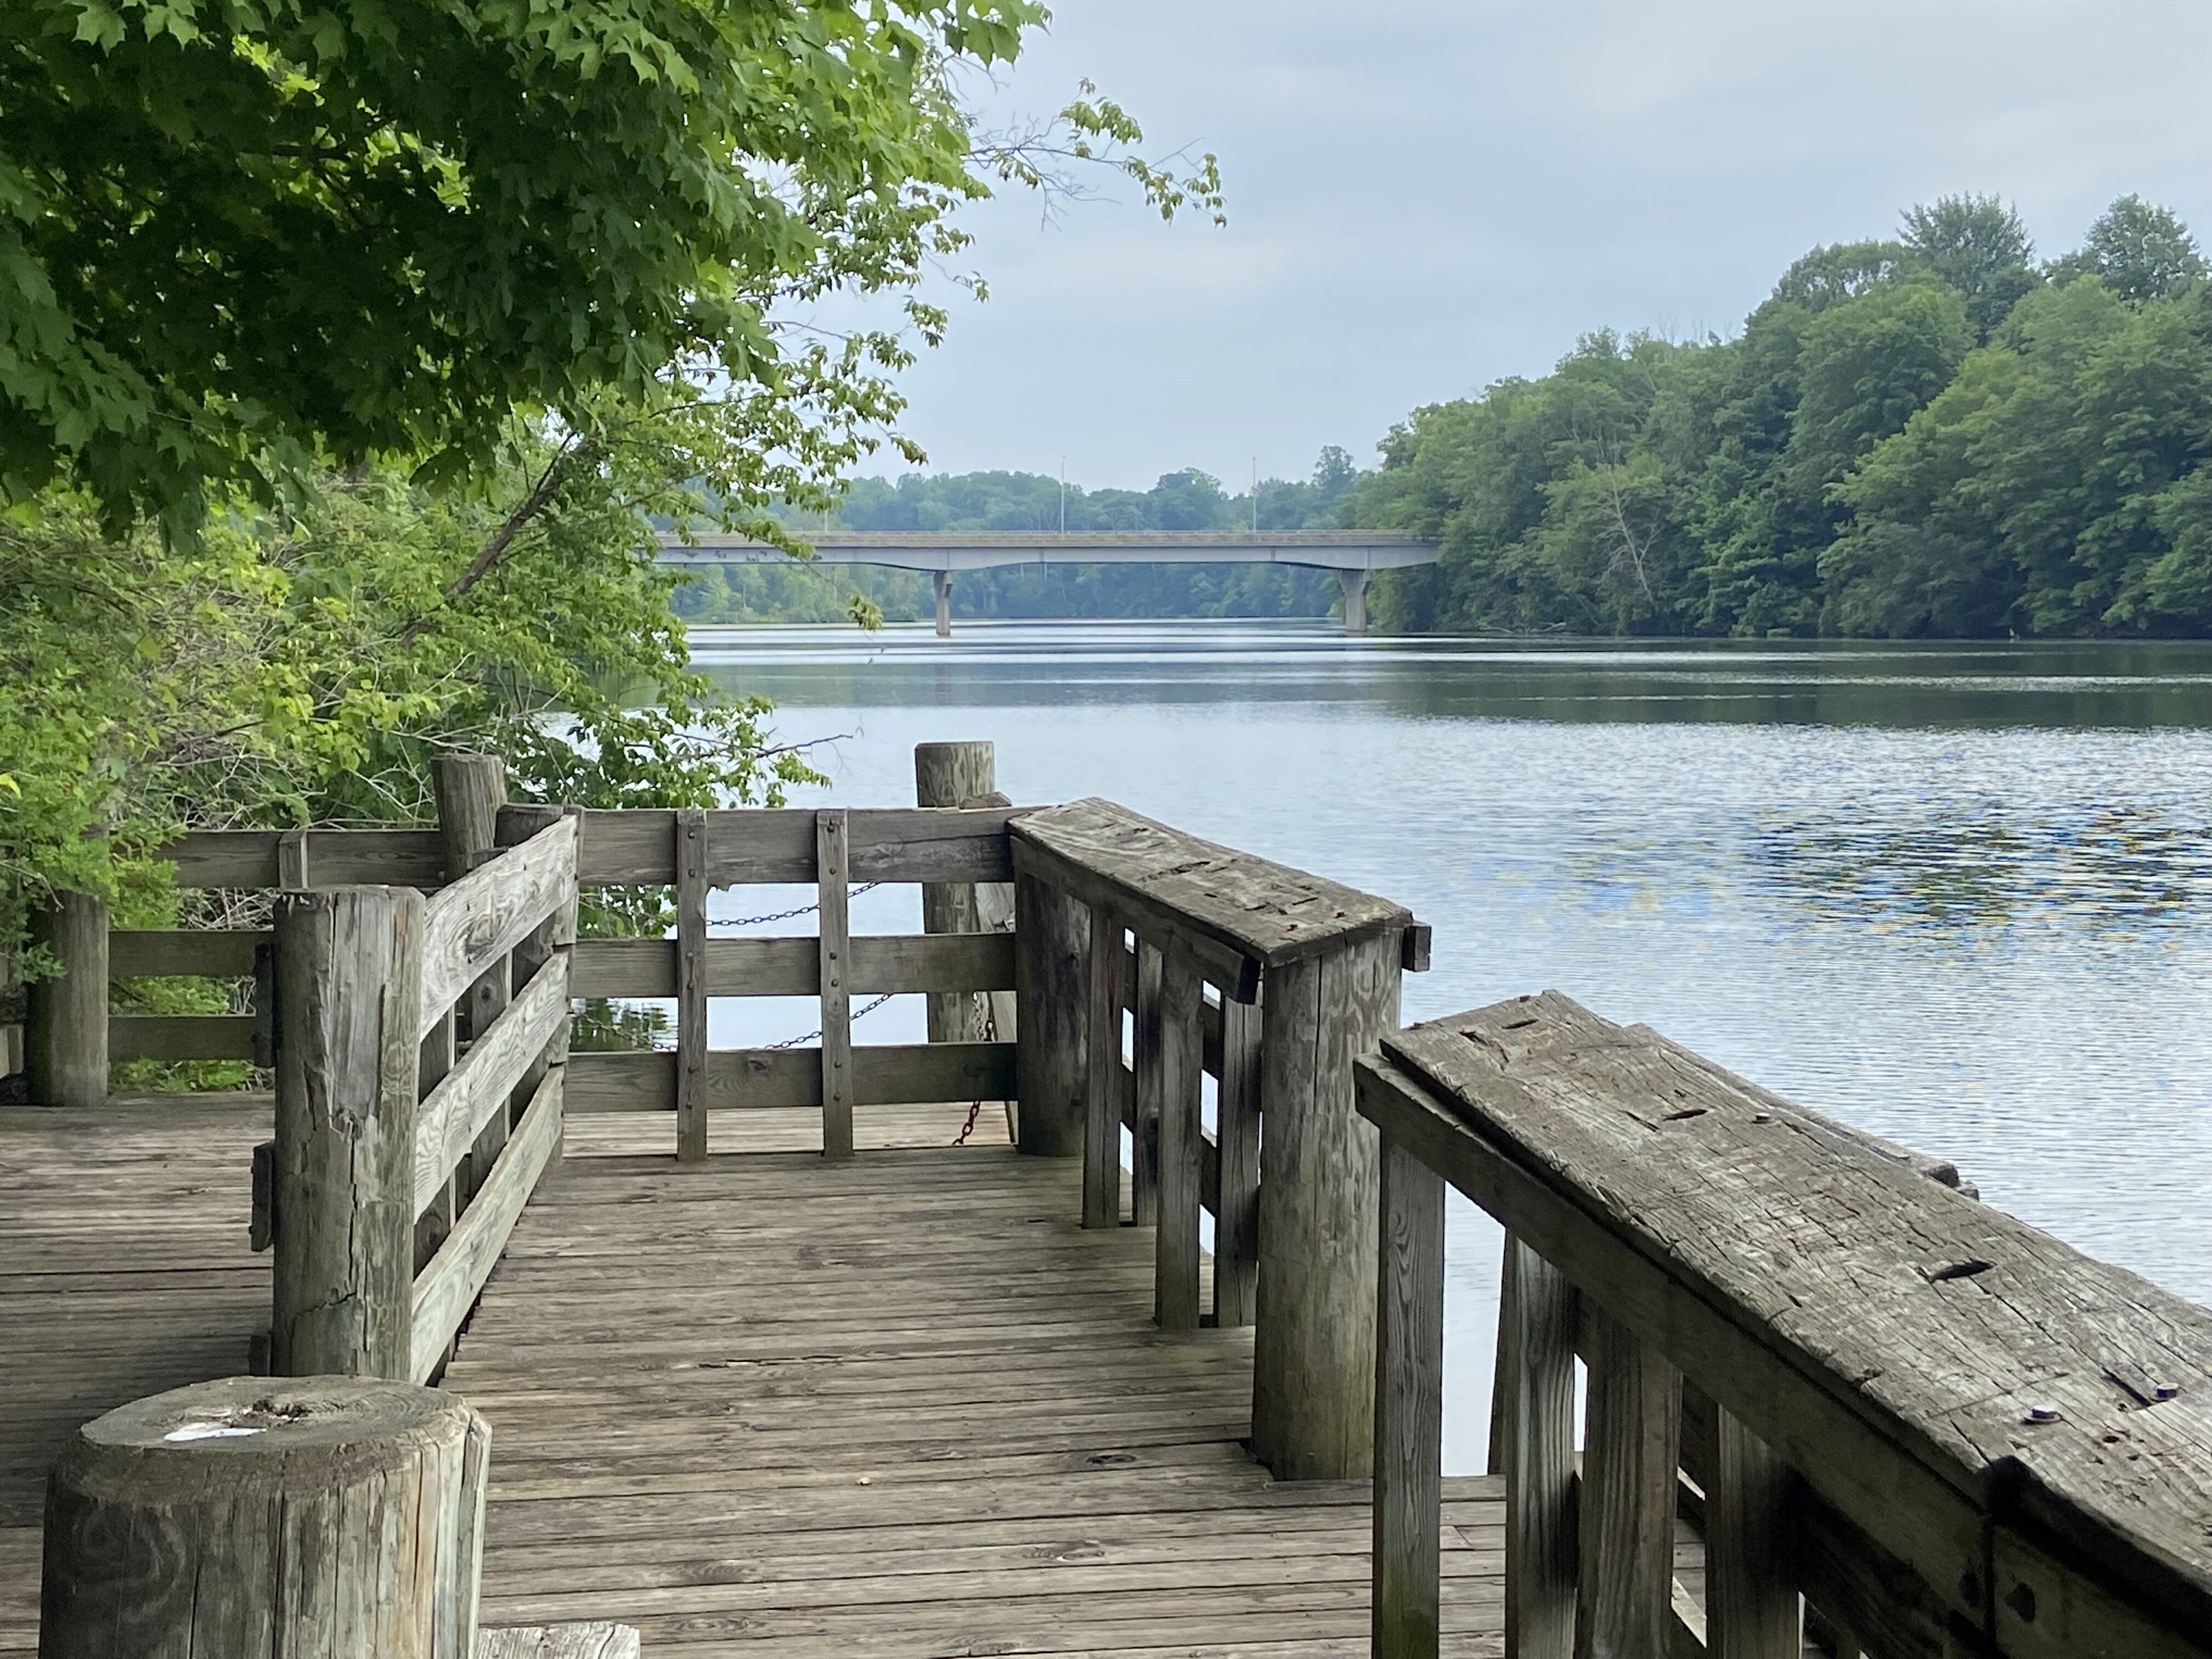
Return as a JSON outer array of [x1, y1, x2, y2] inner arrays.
[[732, 194, 2212, 640]]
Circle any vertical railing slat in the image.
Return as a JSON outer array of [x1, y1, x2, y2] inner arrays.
[[1372, 1131, 1445, 1659], [1212, 990, 1261, 1327], [817, 809, 853, 1158], [1153, 947, 1203, 1330], [674, 808, 708, 1163], [1578, 1302, 1684, 1657], [1082, 908, 1123, 1228], [1709, 1409, 1802, 1658], [1130, 941, 1163, 1226], [1504, 1234, 1577, 1659]]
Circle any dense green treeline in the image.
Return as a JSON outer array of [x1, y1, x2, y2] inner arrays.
[[673, 451, 1358, 623], [1358, 195, 2212, 638]]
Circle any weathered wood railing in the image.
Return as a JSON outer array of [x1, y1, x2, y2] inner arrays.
[[1011, 797, 1430, 1479], [1358, 990, 2212, 1659]]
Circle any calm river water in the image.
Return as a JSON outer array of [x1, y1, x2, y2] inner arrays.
[[690, 619, 2212, 1470]]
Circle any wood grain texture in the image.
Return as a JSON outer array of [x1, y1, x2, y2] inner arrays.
[[1011, 797, 1415, 987], [415, 955, 571, 1215], [1152, 947, 1204, 1331], [1250, 932, 1400, 1482], [675, 809, 709, 1164], [40, 1376, 487, 1659], [156, 828, 448, 890], [572, 806, 1019, 886], [1577, 1304, 1681, 1659], [566, 1042, 1017, 1115], [1707, 1409, 1800, 1659], [572, 932, 1018, 1001], [1082, 906, 1124, 1229], [1011, 870, 1086, 1157], [478, 1624, 641, 1659], [413, 1068, 564, 1384], [1212, 992, 1262, 1328], [26, 890, 106, 1108], [107, 1013, 256, 1062], [1498, 1232, 1577, 1659], [418, 815, 575, 1043], [1370, 994, 2212, 1657], [1130, 942, 1163, 1226], [817, 810, 854, 1159], [272, 887, 422, 1380], [1372, 1133, 1446, 1659], [109, 929, 268, 979], [916, 742, 997, 1045]]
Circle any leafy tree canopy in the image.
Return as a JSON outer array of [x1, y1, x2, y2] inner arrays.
[[2047, 194, 2209, 304]]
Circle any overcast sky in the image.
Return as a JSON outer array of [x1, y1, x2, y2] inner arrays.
[[849, 0, 2212, 493]]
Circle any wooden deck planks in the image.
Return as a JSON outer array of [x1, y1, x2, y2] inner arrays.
[[447, 1110, 1506, 1656], [0, 1097, 273, 1652]]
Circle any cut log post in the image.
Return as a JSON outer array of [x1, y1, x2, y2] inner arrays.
[[1578, 1302, 1684, 1659], [26, 889, 108, 1108], [1152, 945, 1204, 1330], [915, 741, 995, 1046], [40, 1375, 488, 1659], [1372, 1131, 1446, 1659], [1250, 928, 1402, 1481], [271, 886, 423, 1379], [1709, 1408, 1802, 1659], [434, 755, 511, 1191], [1011, 868, 1086, 1156], [1504, 1235, 1578, 1659], [675, 807, 708, 1163], [1213, 989, 1262, 1327]]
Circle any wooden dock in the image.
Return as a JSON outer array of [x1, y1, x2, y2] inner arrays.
[[1, 1101, 1509, 1657]]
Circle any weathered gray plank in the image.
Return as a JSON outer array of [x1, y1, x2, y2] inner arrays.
[[1152, 948, 1204, 1331], [1707, 1409, 1800, 1659], [26, 891, 106, 1108], [411, 1067, 563, 1383], [570, 931, 1017, 1000], [572, 806, 1018, 886], [675, 809, 708, 1164], [155, 828, 448, 889], [1578, 1303, 1681, 1658], [1011, 869, 1086, 1156], [107, 1013, 257, 1062], [477, 1624, 640, 1659], [1082, 906, 1124, 1229], [109, 929, 268, 979], [1130, 942, 1163, 1226], [1011, 797, 1415, 985], [414, 955, 571, 1215], [417, 815, 576, 1041], [1502, 1232, 1577, 1659], [1214, 991, 1262, 1327], [818, 810, 854, 1159], [1372, 1132, 1445, 1659], [565, 1042, 1018, 1114]]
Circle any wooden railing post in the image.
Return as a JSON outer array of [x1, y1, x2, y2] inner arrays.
[[25, 889, 108, 1107], [1250, 928, 1402, 1481], [817, 808, 854, 1158], [1011, 868, 1086, 1156], [675, 807, 708, 1162], [916, 740, 995, 1045], [1151, 945, 1204, 1330], [1372, 1130, 1446, 1659], [1503, 1235, 1578, 1659], [1212, 992, 1261, 1327], [271, 885, 423, 1378], [1709, 1409, 1802, 1658], [1578, 1304, 1683, 1657], [1081, 905, 1123, 1228]]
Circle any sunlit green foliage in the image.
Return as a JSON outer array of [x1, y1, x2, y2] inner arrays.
[[1360, 195, 2212, 641]]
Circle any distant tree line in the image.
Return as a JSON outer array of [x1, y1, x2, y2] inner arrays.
[[673, 453, 1361, 623], [1358, 194, 2212, 637]]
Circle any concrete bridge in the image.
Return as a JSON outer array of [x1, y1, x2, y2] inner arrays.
[[653, 529, 1439, 635]]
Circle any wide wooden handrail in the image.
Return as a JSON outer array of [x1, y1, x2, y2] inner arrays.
[[1357, 990, 2212, 1659]]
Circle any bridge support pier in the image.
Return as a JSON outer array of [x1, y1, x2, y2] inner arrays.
[[1339, 569, 1370, 636], [933, 571, 952, 639]]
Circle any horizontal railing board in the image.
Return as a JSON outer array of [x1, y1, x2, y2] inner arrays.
[[563, 806, 1019, 887], [108, 1013, 257, 1062], [566, 1041, 1015, 1113], [419, 816, 577, 1040], [1366, 990, 2212, 1652], [411, 1066, 564, 1384], [154, 828, 449, 889], [414, 954, 571, 1215], [110, 929, 269, 978], [1014, 798, 1418, 994], [571, 932, 1017, 1000]]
